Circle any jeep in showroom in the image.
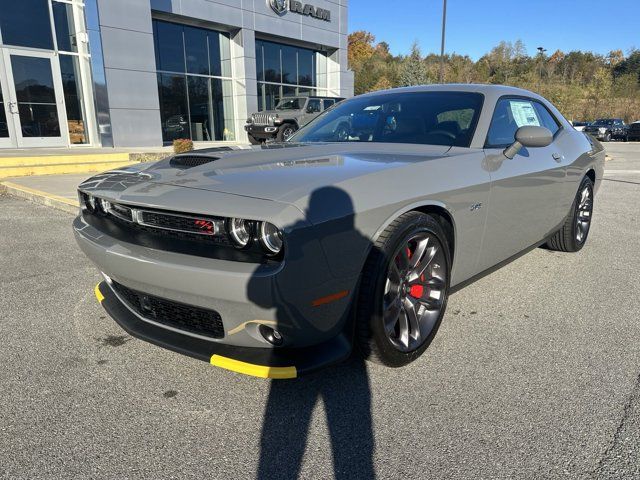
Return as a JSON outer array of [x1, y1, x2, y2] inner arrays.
[[244, 95, 343, 144]]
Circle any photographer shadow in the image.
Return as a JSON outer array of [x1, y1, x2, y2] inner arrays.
[[247, 186, 376, 479]]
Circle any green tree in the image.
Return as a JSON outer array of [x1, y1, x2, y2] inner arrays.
[[399, 42, 430, 87]]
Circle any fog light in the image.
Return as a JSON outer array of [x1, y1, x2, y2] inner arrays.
[[259, 324, 283, 346]]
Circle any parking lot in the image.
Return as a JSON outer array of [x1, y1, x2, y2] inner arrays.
[[1, 143, 639, 479]]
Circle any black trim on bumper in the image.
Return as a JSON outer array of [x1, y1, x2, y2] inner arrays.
[[96, 281, 352, 378]]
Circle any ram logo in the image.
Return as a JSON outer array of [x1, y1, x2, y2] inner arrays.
[[269, 0, 288, 15]]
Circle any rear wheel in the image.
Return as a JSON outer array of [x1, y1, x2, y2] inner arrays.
[[356, 212, 451, 367], [546, 176, 594, 252]]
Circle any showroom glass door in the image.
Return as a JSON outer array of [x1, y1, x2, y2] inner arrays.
[[0, 76, 13, 147], [2, 49, 68, 147]]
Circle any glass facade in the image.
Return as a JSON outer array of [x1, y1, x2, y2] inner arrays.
[[0, 0, 91, 145], [0, 0, 54, 50], [255, 39, 326, 111], [153, 19, 235, 143]]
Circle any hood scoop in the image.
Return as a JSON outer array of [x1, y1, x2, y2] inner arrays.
[[170, 155, 221, 169]]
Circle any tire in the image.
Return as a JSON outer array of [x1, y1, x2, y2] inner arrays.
[[276, 124, 296, 142], [604, 132, 611, 142], [247, 134, 261, 145], [355, 212, 451, 367], [546, 176, 594, 253], [334, 122, 350, 141]]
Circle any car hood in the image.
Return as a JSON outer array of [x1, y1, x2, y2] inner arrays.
[[119, 143, 453, 204]]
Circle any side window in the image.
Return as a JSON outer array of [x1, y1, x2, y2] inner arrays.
[[532, 101, 560, 135], [322, 99, 336, 110], [306, 99, 322, 113], [487, 98, 560, 147]]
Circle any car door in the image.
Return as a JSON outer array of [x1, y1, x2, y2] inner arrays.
[[478, 96, 567, 271], [300, 98, 322, 126]]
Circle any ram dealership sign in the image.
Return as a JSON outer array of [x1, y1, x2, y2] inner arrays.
[[269, 0, 331, 22]]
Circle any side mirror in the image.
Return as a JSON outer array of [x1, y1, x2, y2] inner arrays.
[[503, 126, 553, 159]]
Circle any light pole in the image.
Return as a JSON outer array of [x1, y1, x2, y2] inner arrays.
[[439, 0, 447, 83], [537, 46, 547, 91]]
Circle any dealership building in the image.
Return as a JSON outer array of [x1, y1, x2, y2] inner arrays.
[[0, 0, 352, 150]]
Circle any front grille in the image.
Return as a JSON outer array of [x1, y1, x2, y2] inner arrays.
[[109, 202, 133, 222], [97, 202, 231, 245], [112, 281, 225, 339], [252, 113, 272, 126], [139, 210, 223, 237]]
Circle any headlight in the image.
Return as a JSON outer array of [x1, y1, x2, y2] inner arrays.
[[228, 218, 252, 248], [98, 198, 111, 213], [82, 193, 96, 212], [258, 222, 283, 255], [246, 117, 253, 124], [599, 127, 607, 133]]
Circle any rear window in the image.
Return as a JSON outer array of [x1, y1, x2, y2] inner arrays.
[[292, 91, 484, 147]]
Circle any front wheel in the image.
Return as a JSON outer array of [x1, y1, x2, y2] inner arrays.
[[355, 212, 451, 367], [276, 124, 297, 142], [603, 133, 611, 142], [546, 176, 594, 252], [247, 134, 262, 145]]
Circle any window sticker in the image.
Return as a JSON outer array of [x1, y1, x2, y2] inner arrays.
[[510, 101, 540, 127]]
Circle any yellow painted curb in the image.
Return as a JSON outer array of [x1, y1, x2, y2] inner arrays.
[[1, 181, 77, 207], [94, 284, 105, 303], [0, 160, 135, 178], [0, 180, 79, 214], [210, 355, 297, 379], [0, 153, 130, 168]]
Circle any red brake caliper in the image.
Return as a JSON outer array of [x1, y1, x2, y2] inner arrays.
[[409, 285, 424, 298]]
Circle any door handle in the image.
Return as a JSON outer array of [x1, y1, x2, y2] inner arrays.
[[552, 153, 563, 162]]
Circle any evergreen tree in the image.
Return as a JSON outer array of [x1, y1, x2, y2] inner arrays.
[[399, 42, 430, 86]]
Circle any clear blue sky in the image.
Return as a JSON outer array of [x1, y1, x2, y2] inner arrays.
[[349, 0, 640, 59]]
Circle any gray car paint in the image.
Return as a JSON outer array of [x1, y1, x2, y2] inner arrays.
[[74, 84, 605, 350]]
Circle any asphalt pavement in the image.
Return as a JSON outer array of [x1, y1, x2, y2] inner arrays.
[[1, 144, 639, 479]]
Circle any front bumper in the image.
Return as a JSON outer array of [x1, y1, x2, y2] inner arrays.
[[245, 124, 278, 139], [95, 281, 351, 378]]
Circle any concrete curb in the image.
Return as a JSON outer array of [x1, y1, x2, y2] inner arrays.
[[0, 181, 78, 215]]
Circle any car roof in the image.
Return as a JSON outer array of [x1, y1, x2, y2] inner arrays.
[[357, 83, 539, 98]]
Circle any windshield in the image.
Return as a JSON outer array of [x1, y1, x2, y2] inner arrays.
[[593, 119, 614, 126], [291, 91, 484, 147], [275, 98, 303, 111]]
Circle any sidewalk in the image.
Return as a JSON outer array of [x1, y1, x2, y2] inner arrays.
[[0, 173, 89, 214]]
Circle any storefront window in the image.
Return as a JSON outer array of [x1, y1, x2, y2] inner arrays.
[[158, 73, 189, 142], [0, 0, 54, 50], [255, 39, 325, 111], [184, 26, 208, 75], [154, 21, 185, 73], [52, 2, 78, 53], [153, 19, 234, 143], [0, 84, 9, 138], [0, 0, 94, 147], [59, 55, 88, 144]]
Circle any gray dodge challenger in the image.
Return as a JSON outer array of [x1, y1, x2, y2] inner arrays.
[[74, 85, 604, 378]]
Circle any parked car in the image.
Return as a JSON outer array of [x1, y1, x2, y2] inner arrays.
[[572, 121, 589, 132], [75, 85, 604, 378], [628, 121, 640, 142], [583, 118, 629, 142], [245, 95, 343, 144]]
